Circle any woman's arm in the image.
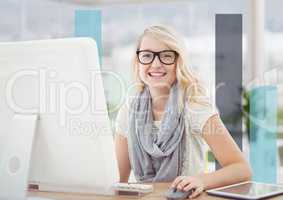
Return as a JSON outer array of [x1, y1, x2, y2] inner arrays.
[[114, 134, 131, 182], [199, 114, 252, 188], [172, 114, 252, 198]]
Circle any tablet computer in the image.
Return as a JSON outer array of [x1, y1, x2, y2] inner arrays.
[[207, 181, 283, 200]]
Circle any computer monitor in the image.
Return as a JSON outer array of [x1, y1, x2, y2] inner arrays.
[[0, 38, 119, 199]]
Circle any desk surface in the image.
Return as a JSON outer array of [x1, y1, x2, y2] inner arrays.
[[29, 183, 283, 200]]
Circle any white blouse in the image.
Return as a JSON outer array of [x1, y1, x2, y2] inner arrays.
[[115, 98, 218, 176]]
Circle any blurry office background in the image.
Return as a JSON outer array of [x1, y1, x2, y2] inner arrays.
[[0, 0, 282, 182]]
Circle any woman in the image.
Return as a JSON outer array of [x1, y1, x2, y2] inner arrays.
[[115, 25, 251, 198]]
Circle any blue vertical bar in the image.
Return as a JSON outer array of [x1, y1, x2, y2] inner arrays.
[[74, 10, 102, 64], [250, 86, 277, 183]]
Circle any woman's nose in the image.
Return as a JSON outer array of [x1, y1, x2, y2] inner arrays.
[[151, 55, 162, 68]]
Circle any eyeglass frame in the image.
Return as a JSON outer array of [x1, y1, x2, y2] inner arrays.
[[136, 50, 178, 65]]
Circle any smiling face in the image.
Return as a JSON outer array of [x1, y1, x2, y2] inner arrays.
[[137, 35, 177, 89]]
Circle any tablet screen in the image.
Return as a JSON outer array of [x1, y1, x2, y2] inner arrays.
[[208, 181, 283, 199], [216, 182, 283, 196]]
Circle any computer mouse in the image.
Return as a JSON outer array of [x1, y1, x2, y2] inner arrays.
[[164, 187, 194, 200]]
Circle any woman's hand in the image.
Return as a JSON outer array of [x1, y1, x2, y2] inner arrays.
[[171, 176, 205, 199]]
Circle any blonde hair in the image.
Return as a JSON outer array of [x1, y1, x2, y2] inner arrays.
[[132, 25, 209, 107]]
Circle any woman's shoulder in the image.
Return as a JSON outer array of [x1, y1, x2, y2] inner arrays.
[[115, 93, 139, 122], [184, 98, 219, 135], [118, 94, 136, 112], [184, 96, 218, 113], [115, 96, 134, 137]]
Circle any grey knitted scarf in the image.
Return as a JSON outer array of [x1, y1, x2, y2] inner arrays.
[[128, 83, 186, 182]]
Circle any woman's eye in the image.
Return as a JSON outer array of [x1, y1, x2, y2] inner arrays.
[[163, 54, 173, 58], [164, 55, 172, 58], [142, 54, 152, 58]]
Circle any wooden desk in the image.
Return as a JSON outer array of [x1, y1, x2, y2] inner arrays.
[[28, 183, 283, 200]]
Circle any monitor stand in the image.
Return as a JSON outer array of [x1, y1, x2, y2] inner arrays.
[[0, 114, 54, 200]]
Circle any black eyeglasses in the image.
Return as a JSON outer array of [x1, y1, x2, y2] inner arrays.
[[136, 50, 178, 65]]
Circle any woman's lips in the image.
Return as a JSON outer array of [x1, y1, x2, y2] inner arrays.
[[148, 72, 167, 77]]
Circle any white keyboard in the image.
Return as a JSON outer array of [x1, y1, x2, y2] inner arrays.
[[114, 183, 153, 196]]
